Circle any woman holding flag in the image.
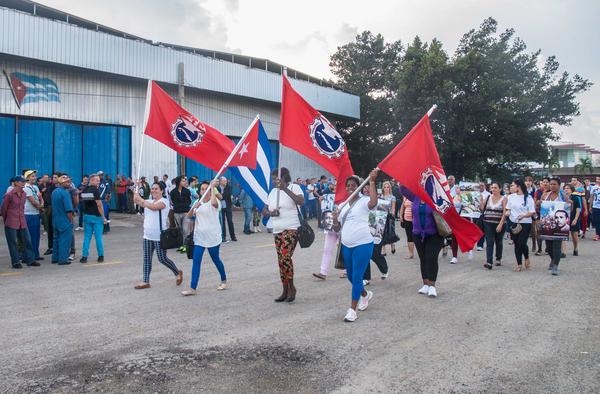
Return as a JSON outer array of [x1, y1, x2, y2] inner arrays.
[[264, 167, 304, 303], [332, 169, 378, 322], [181, 180, 227, 296]]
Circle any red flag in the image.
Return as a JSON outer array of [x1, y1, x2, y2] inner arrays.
[[143, 81, 235, 172], [229, 117, 258, 169], [378, 113, 483, 252], [279, 75, 354, 203]]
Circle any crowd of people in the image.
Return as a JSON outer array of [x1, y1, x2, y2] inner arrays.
[[2, 167, 599, 322]]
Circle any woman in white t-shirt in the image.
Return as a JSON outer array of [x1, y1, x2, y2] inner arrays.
[[132, 182, 183, 289], [331, 169, 379, 322], [504, 179, 536, 271], [263, 167, 305, 303], [181, 180, 227, 296]]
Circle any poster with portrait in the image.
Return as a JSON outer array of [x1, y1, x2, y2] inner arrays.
[[320, 194, 336, 233], [539, 201, 570, 241], [459, 191, 482, 218], [367, 199, 391, 243]]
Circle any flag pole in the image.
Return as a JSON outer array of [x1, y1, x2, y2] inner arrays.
[[197, 115, 259, 203], [276, 67, 288, 209], [135, 80, 153, 192], [427, 104, 437, 117]]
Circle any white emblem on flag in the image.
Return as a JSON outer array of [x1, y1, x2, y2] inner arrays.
[[170, 114, 206, 147], [420, 166, 452, 214], [309, 115, 345, 159]]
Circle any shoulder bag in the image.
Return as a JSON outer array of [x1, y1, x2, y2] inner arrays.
[[158, 205, 183, 250], [296, 205, 315, 248], [432, 211, 452, 237]]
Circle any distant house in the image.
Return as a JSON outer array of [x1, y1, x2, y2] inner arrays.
[[549, 142, 600, 182]]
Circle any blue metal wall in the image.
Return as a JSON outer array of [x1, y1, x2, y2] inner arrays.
[[0, 116, 15, 201], [0, 116, 131, 209]]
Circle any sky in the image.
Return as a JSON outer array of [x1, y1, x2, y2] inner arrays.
[[36, 0, 600, 149]]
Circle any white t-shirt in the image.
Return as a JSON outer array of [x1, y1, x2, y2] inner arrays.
[[143, 197, 170, 241], [24, 184, 41, 215], [339, 196, 374, 248], [267, 184, 303, 234], [193, 201, 221, 248], [306, 184, 316, 200], [506, 193, 535, 224]]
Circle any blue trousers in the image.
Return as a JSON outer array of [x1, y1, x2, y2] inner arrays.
[[82, 215, 105, 258], [341, 242, 374, 301], [243, 207, 253, 232], [102, 201, 110, 232], [5, 226, 34, 265], [52, 223, 73, 263], [25, 214, 41, 259], [191, 244, 227, 289]]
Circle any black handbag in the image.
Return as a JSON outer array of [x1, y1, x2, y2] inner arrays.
[[185, 233, 194, 259], [381, 213, 400, 245], [296, 205, 315, 248], [158, 208, 183, 250]]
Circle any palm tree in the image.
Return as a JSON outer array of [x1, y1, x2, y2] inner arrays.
[[543, 155, 561, 172], [575, 157, 594, 174]]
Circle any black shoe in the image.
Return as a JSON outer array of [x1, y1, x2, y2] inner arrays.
[[79, 257, 88, 263], [57, 261, 71, 265], [222, 238, 227, 243], [560, 253, 566, 258], [573, 250, 578, 256], [97, 256, 104, 263], [35, 257, 44, 261], [12, 263, 23, 269], [231, 237, 238, 242], [43, 249, 53, 255], [51, 261, 58, 264], [484, 263, 493, 270], [26, 261, 40, 267]]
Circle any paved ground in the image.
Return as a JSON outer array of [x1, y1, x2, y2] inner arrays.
[[0, 212, 599, 393]]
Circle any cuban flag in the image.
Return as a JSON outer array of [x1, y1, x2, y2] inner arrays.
[[229, 119, 273, 216], [7, 72, 60, 108]]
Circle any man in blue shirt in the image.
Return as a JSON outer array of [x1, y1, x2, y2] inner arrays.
[[98, 171, 111, 233], [51, 175, 74, 265]]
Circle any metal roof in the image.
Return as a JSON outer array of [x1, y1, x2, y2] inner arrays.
[[0, 0, 360, 119]]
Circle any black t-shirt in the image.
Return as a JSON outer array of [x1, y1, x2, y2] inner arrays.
[[81, 186, 101, 216], [43, 183, 56, 206], [570, 197, 581, 223]]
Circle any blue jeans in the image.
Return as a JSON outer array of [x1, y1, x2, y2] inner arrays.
[[52, 223, 73, 263], [191, 245, 227, 289], [25, 214, 41, 259], [307, 199, 317, 219], [82, 215, 105, 258], [4, 226, 34, 265], [243, 207, 253, 232], [341, 242, 374, 301]]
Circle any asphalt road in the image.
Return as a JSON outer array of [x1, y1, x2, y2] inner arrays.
[[0, 212, 598, 393]]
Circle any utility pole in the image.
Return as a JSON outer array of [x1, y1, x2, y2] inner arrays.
[[177, 62, 186, 176]]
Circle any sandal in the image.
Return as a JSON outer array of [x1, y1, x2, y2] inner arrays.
[[524, 259, 532, 270], [514, 266, 522, 272]]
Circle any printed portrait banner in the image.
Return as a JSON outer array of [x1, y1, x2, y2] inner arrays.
[[320, 194, 337, 233], [539, 201, 570, 241], [459, 191, 481, 219]]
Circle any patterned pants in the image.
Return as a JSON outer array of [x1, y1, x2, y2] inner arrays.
[[142, 238, 180, 283], [274, 230, 298, 283]]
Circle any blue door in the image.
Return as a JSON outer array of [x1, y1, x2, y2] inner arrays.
[[83, 125, 118, 209], [117, 127, 131, 178], [17, 119, 53, 176], [54, 122, 83, 183], [0, 116, 16, 202]]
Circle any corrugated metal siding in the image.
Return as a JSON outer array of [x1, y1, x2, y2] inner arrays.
[[0, 115, 15, 197], [0, 58, 333, 182], [117, 126, 131, 178], [17, 118, 53, 176], [54, 121, 82, 182], [0, 6, 360, 119]]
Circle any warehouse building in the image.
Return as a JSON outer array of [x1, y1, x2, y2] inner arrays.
[[0, 0, 360, 201]]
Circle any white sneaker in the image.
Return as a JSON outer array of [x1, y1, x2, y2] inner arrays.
[[343, 308, 357, 322], [75, 226, 82, 231], [181, 288, 196, 296], [418, 284, 430, 294], [381, 272, 389, 280], [450, 257, 458, 264], [363, 279, 370, 286], [476, 246, 483, 251], [428, 286, 437, 297], [468, 250, 474, 260], [217, 282, 227, 291], [358, 290, 373, 311]]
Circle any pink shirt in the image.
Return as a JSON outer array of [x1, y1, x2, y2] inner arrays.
[[1, 188, 28, 229]]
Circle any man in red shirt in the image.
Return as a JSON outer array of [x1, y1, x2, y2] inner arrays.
[[1, 176, 38, 269], [116, 175, 128, 213]]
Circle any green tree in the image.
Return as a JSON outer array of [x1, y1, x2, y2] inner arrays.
[[329, 31, 403, 176], [575, 157, 594, 174]]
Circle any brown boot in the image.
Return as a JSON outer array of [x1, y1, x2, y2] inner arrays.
[[274, 281, 288, 302], [286, 279, 296, 303]]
